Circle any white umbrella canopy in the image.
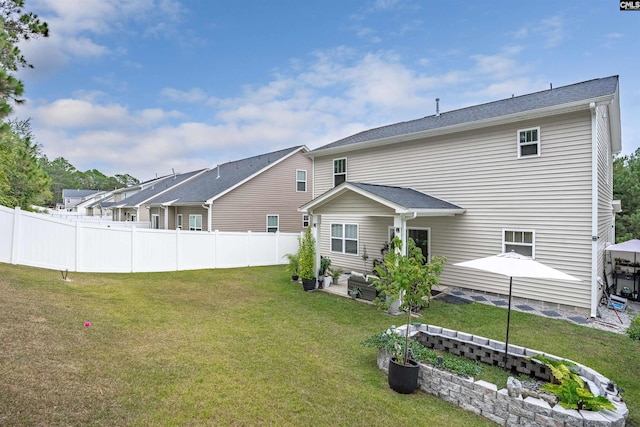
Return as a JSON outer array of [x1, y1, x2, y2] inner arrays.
[[605, 239, 640, 254], [455, 251, 582, 281], [454, 251, 581, 367]]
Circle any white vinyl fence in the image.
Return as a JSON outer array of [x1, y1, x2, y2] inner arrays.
[[0, 206, 300, 273]]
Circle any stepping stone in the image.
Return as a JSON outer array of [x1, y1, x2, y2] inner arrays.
[[471, 295, 487, 302], [492, 300, 508, 306], [540, 310, 561, 317], [451, 290, 465, 296], [516, 304, 535, 311], [568, 316, 588, 324]]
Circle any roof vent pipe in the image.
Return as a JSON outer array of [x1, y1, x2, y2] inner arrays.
[[435, 98, 440, 116], [216, 164, 220, 179]]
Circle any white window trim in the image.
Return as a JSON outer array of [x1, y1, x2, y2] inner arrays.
[[266, 214, 279, 233], [330, 223, 359, 255], [151, 214, 159, 229], [189, 214, 202, 231], [176, 214, 183, 230], [502, 228, 536, 258], [407, 227, 431, 262], [296, 169, 307, 192], [302, 214, 310, 228], [517, 127, 541, 158], [333, 157, 347, 186]]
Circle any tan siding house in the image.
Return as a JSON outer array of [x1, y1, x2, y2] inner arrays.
[[148, 146, 312, 234], [301, 76, 622, 316]]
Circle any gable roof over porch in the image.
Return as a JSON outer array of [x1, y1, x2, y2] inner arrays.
[[299, 182, 465, 217]]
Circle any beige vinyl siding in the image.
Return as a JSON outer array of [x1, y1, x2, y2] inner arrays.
[[596, 104, 615, 273], [317, 215, 392, 274], [210, 151, 312, 232], [314, 110, 595, 310]]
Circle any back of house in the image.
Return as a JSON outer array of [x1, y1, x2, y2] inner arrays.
[[302, 76, 621, 316]]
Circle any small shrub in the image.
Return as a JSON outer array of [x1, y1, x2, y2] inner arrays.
[[627, 314, 640, 340]]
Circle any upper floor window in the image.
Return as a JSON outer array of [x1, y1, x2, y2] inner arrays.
[[296, 170, 307, 192], [518, 127, 540, 158], [503, 229, 535, 258], [302, 214, 310, 228], [189, 214, 202, 231], [331, 223, 358, 255], [333, 158, 346, 186], [267, 215, 279, 233]]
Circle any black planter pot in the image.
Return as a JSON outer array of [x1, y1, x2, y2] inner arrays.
[[388, 357, 419, 394], [301, 277, 316, 291], [291, 274, 299, 281]]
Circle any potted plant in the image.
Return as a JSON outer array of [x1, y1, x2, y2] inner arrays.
[[283, 252, 299, 280], [297, 227, 316, 291], [348, 287, 360, 299], [370, 236, 446, 394], [328, 267, 343, 285]]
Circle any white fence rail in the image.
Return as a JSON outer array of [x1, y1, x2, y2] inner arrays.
[[0, 206, 300, 273]]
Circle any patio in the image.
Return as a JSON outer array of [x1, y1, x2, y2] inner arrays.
[[318, 273, 639, 333]]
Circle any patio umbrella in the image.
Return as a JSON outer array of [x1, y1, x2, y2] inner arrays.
[[454, 251, 581, 366]]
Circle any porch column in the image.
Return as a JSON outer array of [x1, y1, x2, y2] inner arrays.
[[393, 215, 406, 255], [313, 213, 321, 281]]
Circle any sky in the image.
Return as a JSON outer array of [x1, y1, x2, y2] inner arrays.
[[11, 0, 640, 182]]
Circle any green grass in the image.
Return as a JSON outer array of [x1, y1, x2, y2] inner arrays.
[[0, 263, 638, 426]]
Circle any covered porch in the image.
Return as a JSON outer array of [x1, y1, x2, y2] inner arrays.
[[299, 182, 466, 278]]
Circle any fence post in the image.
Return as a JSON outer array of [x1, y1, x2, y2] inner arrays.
[[246, 231, 252, 267], [130, 226, 136, 272], [10, 207, 21, 265], [75, 221, 81, 272], [175, 228, 181, 271]]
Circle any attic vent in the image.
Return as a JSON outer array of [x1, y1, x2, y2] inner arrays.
[[435, 98, 440, 116]]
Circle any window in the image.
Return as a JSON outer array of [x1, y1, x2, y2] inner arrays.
[[296, 170, 307, 192], [503, 229, 535, 257], [189, 214, 202, 231], [333, 158, 346, 186], [302, 214, 310, 228], [177, 214, 183, 230], [151, 214, 159, 229], [331, 223, 358, 254], [267, 215, 279, 233], [518, 127, 540, 158]]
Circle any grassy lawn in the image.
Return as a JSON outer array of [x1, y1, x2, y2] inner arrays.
[[0, 263, 638, 426]]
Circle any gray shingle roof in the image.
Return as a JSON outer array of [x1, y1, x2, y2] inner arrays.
[[118, 169, 208, 207], [149, 146, 304, 205], [62, 189, 102, 198], [313, 76, 619, 151], [350, 182, 462, 210]]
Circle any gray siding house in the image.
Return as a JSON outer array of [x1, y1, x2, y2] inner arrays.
[[301, 76, 621, 316], [147, 146, 313, 233]]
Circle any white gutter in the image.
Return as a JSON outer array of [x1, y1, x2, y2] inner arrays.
[[590, 102, 599, 318], [202, 203, 211, 232]]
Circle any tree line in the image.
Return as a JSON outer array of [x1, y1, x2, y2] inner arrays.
[[0, 1, 138, 209]]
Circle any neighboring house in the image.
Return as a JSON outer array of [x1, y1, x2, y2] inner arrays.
[[146, 146, 313, 233], [111, 169, 208, 225], [300, 76, 621, 317], [61, 189, 105, 213]]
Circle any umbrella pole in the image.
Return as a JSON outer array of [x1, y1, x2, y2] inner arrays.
[[504, 276, 513, 368]]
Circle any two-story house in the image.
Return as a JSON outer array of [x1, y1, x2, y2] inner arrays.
[[300, 76, 621, 317], [146, 146, 313, 233]]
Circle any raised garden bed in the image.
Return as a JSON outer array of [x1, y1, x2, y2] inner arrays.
[[375, 324, 628, 426]]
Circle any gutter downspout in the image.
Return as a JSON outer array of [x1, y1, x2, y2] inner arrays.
[[589, 102, 599, 318], [202, 203, 211, 232]]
